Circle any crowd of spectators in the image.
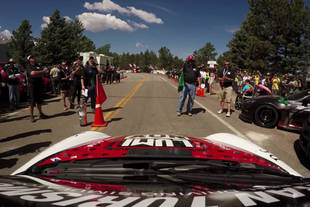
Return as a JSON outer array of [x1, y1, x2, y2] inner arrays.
[[0, 56, 123, 122], [232, 70, 305, 96], [169, 66, 306, 97]]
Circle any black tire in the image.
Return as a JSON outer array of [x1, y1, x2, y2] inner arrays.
[[254, 105, 279, 128], [235, 95, 242, 110]]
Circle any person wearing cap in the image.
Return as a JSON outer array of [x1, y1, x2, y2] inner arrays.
[[26, 55, 48, 122], [218, 61, 235, 117], [177, 55, 201, 116], [5, 58, 20, 110]]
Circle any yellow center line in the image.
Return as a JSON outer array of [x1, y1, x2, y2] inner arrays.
[[95, 76, 147, 132]]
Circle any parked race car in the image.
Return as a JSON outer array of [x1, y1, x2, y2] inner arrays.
[[299, 115, 310, 160], [239, 90, 310, 130], [2, 131, 310, 206]]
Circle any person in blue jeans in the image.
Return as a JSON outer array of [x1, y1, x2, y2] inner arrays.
[[81, 56, 102, 113], [177, 55, 201, 116]]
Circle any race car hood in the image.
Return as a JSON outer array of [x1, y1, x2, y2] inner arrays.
[[252, 96, 280, 102], [12, 132, 301, 177], [1, 175, 310, 207]]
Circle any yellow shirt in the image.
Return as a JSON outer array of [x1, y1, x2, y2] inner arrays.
[[272, 78, 280, 90], [254, 75, 260, 85]]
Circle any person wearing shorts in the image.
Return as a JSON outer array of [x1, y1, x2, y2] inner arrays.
[[218, 61, 235, 117], [26, 55, 48, 122]]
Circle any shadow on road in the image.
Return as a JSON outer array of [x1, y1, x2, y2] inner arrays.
[[0, 129, 52, 143], [0, 158, 18, 169], [108, 117, 123, 123], [0, 141, 52, 158], [102, 107, 122, 113], [43, 98, 61, 104], [294, 140, 310, 171], [48, 111, 75, 118], [0, 115, 30, 123], [192, 108, 206, 115]]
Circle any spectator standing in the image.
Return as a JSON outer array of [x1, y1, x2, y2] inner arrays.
[[243, 71, 251, 83], [177, 55, 201, 116], [5, 58, 20, 110], [218, 61, 235, 117], [208, 68, 216, 95], [81, 56, 102, 113], [254, 72, 260, 86], [49, 65, 60, 95], [263, 73, 272, 90], [26, 55, 48, 122], [200, 67, 206, 90], [106, 61, 112, 84], [58, 61, 73, 110], [205, 69, 210, 93], [71, 56, 83, 108], [288, 75, 298, 94], [237, 71, 243, 93], [272, 74, 281, 95]]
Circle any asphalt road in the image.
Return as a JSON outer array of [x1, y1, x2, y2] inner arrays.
[[0, 73, 309, 177]]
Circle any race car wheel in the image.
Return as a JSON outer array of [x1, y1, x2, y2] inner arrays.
[[254, 105, 279, 128]]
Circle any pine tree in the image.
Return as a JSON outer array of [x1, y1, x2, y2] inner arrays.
[[193, 42, 217, 65], [9, 19, 34, 68], [227, 0, 310, 74], [35, 10, 95, 65]]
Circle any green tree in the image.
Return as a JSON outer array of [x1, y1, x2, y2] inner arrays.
[[158, 46, 173, 70], [70, 20, 95, 52], [227, 0, 310, 73], [35, 10, 95, 65], [96, 44, 112, 56], [193, 42, 217, 65], [9, 19, 34, 67]]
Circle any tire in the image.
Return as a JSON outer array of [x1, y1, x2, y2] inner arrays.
[[235, 95, 242, 110], [254, 105, 279, 128]]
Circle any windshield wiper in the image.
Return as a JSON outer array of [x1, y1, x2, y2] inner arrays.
[[38, 159, 300, 180]]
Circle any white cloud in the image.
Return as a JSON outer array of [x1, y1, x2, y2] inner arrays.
[[64, 16, 73, 22], [77, 12, 133, 32], [127, 7, 163, 24], [0, 29, 12, 39], [128, 20, 149, 30], [41, 16, 50, 29], [41, 16, 73, 29], [84, 0, 163, 24], [135, 42, 148, 49], [135, 42, 144, 48], [84, 0, 129, 14]]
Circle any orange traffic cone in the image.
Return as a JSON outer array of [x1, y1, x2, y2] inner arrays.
[[92, 76, 108, 127], [92, 99, 108, 127], [200, 88, 205, 97], [196, 89, 201, 96]]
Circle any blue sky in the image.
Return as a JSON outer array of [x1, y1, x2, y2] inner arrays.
[[0, 0, 271, 59]]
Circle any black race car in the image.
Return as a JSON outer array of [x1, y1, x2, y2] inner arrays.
[[239, 90, 310, 130], [299, 115, 310, 160], [2, 131, 310, 207]]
